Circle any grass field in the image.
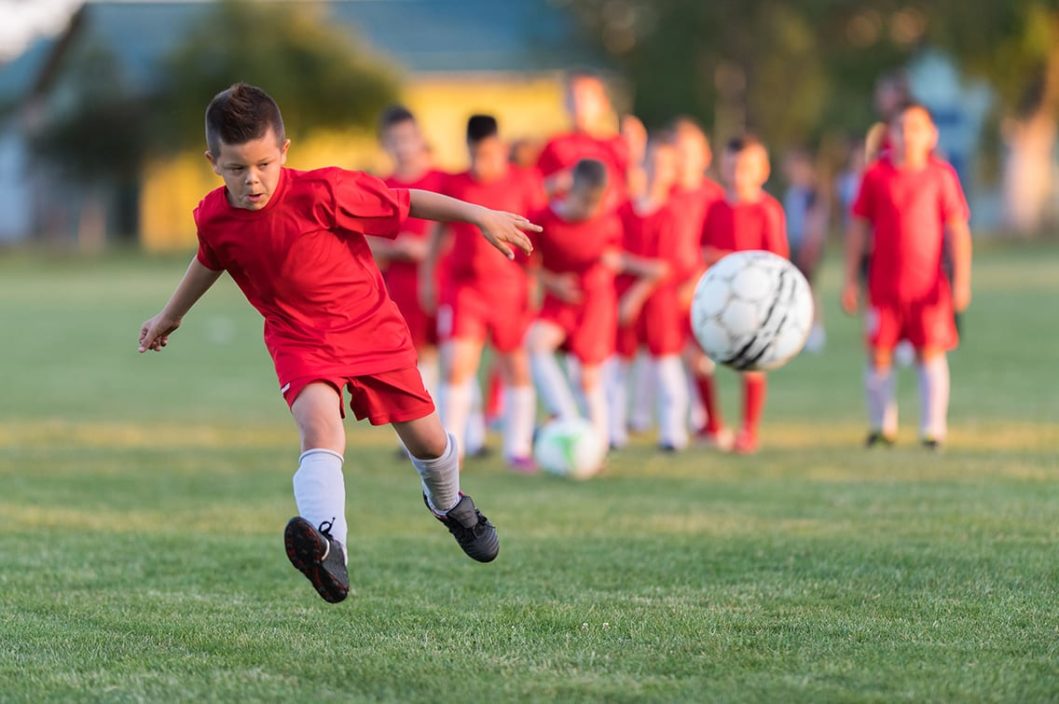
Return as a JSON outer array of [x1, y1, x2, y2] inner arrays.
[[0, 244, 1056, 703]]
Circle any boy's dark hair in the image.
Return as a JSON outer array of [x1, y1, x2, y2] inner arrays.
[[893, 100, 934, 123], [466, 114, 499, 144], [205, 83, 285, 157], [726, 134, 766, 155], [571, 158, 608, 190], [378, 104, 416, 135]]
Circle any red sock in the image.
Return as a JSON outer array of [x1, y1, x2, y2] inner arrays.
[[695, 374, 723, 433], [742, 374, 767, 436]]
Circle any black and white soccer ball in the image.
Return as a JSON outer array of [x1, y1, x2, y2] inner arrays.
[[690, 250, 813, 372]]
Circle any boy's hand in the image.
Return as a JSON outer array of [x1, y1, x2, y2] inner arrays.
[[473, 207, 539, 259], [953, 279, 972, 312], [840, 280, 859, 315], [618, 292, 645, 326], [547, 273, 583, 304], [139, 313, 181, 353], [393, 234, 429, 262]]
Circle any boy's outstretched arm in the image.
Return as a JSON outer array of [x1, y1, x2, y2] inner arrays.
[[408, 190, 539, 260], [947, 218, 973, 312], [138, 258, 223, 353]]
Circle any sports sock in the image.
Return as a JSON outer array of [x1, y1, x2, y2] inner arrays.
[[864, 365, 897, 435], [654, 355, 690, 449], [917, 355, 950, 440], [417, 356, 439, 400], [583, 383, 608, 449], [604, 357, 629, 447], [485, 367, 504, 424], [687, 372, 706, 432], [293, 449, 347, 556], [440, 381, 472, 458], [742, 374, 767, 436], [464, 379, 486, 454], [629, 351, 655, 432], [694, 374, 723, 433], [409, 433, 461, 514], [502, 385, 536, 460], [530, 351, 580, 419]]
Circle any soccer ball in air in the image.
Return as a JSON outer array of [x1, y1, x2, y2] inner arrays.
[[533, 417, 606, 480], [690, 250, 813, 372]]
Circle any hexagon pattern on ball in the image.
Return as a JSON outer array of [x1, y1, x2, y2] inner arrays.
[[690, 250, 813, 372]]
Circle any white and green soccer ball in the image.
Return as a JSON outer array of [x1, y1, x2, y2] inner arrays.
[[690, 250, 814, 372], [533, 417, 605, 480]]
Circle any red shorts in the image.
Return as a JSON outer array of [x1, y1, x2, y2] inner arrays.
[[384, 267, 437, 350], [438, 281, 531, 353], [538, 288, 616, 365], [615, 285, 686, 359], [282, 366, 435, 425], [867, 293, 958, 352]]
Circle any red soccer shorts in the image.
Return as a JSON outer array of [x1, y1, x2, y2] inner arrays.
[[866, 293, 958, 352], [538, 288, 616, 365], [615, 286, 686, 359], [282, 366, 435, 425], [438, 281, 531, 353]]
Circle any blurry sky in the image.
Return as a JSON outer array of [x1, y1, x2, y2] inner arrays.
[[0, 0, 83, 60]]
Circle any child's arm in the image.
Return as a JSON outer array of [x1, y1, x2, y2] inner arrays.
[[418, 221, 447, 315], [616, 253, 670, 325], [539, 269, 583, 304], [408, 190, 539, 260], [702, 245, 733, 267], [138, 258, 223, 353], [841, 218, 870, 315], [947, 218, 973, 311]]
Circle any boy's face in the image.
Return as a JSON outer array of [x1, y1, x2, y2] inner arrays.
[[675, 129, 711, 185], [645, 143, 679, 193], [207, 126, 290, 211], [567, 77, 610, 130], [723, 144, 770, 198], [783, 153, 812, 186], [564, 183, 606, 221], [468, 136, 508, 181], [381, 119, 426, 167], [891, 107, 936, 162]]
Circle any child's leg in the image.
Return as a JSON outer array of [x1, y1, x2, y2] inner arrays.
[[653, 354, 690, 450], [497, 349, 536, 462], [578, 362, 608, 446], [741, 371, 767, 439], [464, 377, 487, 455], [439, 338, 484, 458], [629, 350, 656, 432], [865, 348, 898, 438], [604, 356, 630, 448], [527, 321, 579, 420], [686, 344, 724, 435], [916, 348, 949, 442], [290, 383, 348, 548], [393, 412, 460, 513]]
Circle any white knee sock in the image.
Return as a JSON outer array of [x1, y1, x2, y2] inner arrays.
[[293, 449, 347, 552], [502, 385, 536, 460], [917, 356, 950, 440], [864, 366, 898, 435], [531, 351, 580, 420], [686, 367, 706, 432], [654, 355, 690, 449], [584, 383, 608, 449], [630, 352, 655, 432], [605, 357, 629, 447], [440, 382, 472, 458], [418, 357, 439, 400], [409, 433, 461, 514]]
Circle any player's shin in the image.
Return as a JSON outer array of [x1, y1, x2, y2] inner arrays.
[[917, 355, 950, 441], [410, 432, 461, 514], [530, 351, 580, 420], [604, 357, 630, 448], [501, 385, 536, 461], [654, 355, 690, 450], [439, 381, 473, 458], [292, 449, 348, 557], [864, 364, 898, 436]]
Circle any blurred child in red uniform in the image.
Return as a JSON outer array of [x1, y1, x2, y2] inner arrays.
[[139, 85, 539, 603], [421, 115, 544, 469], [842, 102, 972, 448], [701, 136, 789, 454]]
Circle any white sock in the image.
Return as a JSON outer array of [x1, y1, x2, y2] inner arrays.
[[293, 449, 347, 555], [531, 351, 580, 419], [654, 355, 690, 449], [583, 383, 608, 450], [605, 357, 629, 447], [464, 379, 487, 454], [918, 356, 950, 440], [686, 366, 706, 432], [409, 433, 461, 514], [629, 352, 655, 432], [864, 366, 898, 435], [440, 382, 472, 458], [502, 385, 536, 459], [418, 357, 439, 400]]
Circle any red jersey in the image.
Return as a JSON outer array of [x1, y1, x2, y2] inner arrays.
[[670, 179, 725, 282], [700, 194, 789, 259], [381, 168, 447, 288], [441, 168, 543, 285], [615, 200, 684, 293], [536, 131, 629, 207], [852, 156, 968, 303], [531, 204, 622, 292], [194, 167, 417, 386]]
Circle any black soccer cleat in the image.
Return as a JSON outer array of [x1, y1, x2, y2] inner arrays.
[[921, 437, 942, 451], [284, 516, 349, 604], [426, 493, 499, 563], [865, 431, 896, 448]]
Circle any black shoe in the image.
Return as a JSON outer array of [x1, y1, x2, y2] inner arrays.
[[284, 517, 349, 604], [865, 431, 896, 448], [425, 493, 499, 563], [921, 437, 942, 451]]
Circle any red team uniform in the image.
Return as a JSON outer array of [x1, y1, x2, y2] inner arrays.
[[852, 156, 968, 351], [537, 132, 629, 209], [382, 168, 448, 349], [530, 205, 623, 365], [194, 167, 434, 423], [438, 168, 545, 351], [670, 179, 726, 333], [700, 193, 790, 259]]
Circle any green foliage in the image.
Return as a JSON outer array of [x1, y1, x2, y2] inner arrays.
[[152, 0, 399, 154]]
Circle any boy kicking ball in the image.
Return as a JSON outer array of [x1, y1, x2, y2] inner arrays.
[[137, 84, 538, 604]]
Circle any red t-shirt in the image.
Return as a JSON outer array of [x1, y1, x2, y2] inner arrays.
[[852, 156, 969, 302], [670, 179, 725, 282], [700, 194, 789, 259], [381, 168, 448, 295], [530, 204, 622, 293], [440, 167, 544, 286], [536, 131, 629, 207], [194, 167, 417, 385], [616, 200, 683, 292]]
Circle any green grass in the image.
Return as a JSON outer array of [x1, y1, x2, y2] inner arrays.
[[0, 245, 1056, 703]]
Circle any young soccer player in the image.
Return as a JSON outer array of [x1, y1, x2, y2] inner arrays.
[[138, 84, 539, 604], [782, 147, 828, 352], [421, 115, 543, 469], [842, 102, 972, 449], [700, 136, 789, 454]]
